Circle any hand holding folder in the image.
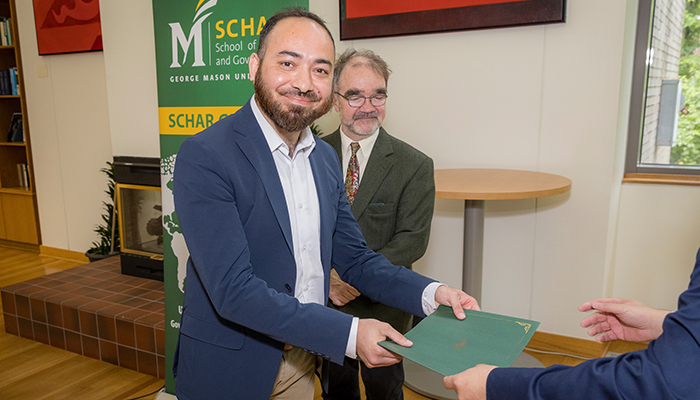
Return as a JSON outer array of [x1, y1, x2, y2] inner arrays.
[[379, 305, 540, 377]]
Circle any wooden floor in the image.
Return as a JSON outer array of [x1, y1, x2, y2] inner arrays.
[[0, 247, 163, 400], [0, 246, 641, 400]]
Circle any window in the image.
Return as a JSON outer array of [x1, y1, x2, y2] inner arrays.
[[625, 0, 700, 180]]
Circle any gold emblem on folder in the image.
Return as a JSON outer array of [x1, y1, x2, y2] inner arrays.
[[515, 321, 532, 333]]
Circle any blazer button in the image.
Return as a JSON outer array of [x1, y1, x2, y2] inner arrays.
[[284, 284, 292, 293]]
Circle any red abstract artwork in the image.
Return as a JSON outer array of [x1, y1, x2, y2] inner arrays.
[[340, 0, 566, 40], [32, 0, 103, 55], [345, 0, 527, 19]]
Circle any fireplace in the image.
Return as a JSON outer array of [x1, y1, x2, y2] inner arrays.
[[113, 156, 163, 281]]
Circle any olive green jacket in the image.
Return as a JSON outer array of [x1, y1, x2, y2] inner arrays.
[[323, 127, 435, 333]]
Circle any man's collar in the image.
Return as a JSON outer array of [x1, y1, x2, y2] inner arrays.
[[340, 125, 380, 155]]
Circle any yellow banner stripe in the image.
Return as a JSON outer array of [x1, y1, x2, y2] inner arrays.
[[158, 106, 242, 135]]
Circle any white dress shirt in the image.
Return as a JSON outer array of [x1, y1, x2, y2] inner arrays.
[[252, 98, 443, 358], [252, 97, 325, 306]]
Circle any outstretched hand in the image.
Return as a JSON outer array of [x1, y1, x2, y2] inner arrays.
[[356, 319, 411, 368], [579, 298, 669, 342], [443, 364, 497, 400], [435, 285, 481, 319]]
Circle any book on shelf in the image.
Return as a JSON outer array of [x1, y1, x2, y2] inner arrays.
[[9, 68, 17, 95], [0, 17, 11, 46], [7, 112, 22, 142], [0, 68, 18, 95], [0, 18, 6, 46], [0, 69, 6, 94], [16, 163, 29, 189], [6, 18, 11, 46]]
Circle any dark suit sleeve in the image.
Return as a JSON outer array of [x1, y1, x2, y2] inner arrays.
[[486, 247, 700, 400], [376, 156, 435, 268]]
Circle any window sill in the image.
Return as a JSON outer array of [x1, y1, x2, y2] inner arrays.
[[623, 173, 700, 186]]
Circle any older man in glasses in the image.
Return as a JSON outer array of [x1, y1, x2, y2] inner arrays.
[[321, 48, 436, 400]]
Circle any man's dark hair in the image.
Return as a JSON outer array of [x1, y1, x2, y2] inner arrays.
[[333, 48, 392, 93], [257, 7, 335, 60]]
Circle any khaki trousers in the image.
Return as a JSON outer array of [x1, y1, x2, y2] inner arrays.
[[269, 347, 316, 400]]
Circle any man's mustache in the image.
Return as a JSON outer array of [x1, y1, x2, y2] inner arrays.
[[353, 111, 379, 120], [278, 88, 321, 102]]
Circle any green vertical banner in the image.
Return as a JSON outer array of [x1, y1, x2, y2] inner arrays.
[[152, 0, 307, 394]]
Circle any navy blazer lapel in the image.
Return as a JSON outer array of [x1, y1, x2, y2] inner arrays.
[[234, 102, 294, 257], [352, 128, 393, 219]]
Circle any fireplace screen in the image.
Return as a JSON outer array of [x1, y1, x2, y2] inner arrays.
[[116, 184, 163, 257]]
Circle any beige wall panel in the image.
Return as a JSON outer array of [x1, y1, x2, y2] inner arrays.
[[530, 0, 628, 338], [15, 0, 68, 250], [613, 184, 700, 311], [15, 1, 112, 253], [100, 0, 160, 158]]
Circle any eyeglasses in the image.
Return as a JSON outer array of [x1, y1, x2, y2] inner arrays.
[[335, 92, 388, 108]]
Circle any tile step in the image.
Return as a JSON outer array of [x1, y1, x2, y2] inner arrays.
[[1, 255, 166, 378]]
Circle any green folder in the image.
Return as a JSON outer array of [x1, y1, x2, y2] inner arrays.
[[379, 306, 540, 377]]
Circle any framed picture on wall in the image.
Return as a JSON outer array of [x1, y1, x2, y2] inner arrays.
[[32, 0, 103, 55], [340, 0, 566, 40]]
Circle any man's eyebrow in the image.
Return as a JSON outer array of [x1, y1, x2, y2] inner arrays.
[[278, 50, 302, 59], [315, 58, 333, 67], [343, 87, 387, 97], [276, 51, 332, 67]]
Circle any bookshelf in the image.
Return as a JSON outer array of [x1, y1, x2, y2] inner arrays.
[[0, 0, 39, 246]]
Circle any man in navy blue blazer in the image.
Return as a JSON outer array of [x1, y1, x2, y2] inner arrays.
[[172, 8, 479, 400], [443, 245, 700, 400]]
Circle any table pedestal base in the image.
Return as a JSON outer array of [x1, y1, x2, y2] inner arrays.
[[403, 352, 543, 400], [404, 360, 456, 400], [463, 200, 484, 303]]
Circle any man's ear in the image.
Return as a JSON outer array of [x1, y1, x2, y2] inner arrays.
[[249, 53, 260, 82], [332, 93, 340, 112]]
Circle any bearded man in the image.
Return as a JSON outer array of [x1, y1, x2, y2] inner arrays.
[[172, 8, 479, 400]]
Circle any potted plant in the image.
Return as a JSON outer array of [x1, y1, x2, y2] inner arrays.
[[310, 123, 323, 136], [85, 161, 120, 262]]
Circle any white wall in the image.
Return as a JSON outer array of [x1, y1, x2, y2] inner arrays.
[[100, 0, 160, 158], [15, 0, 112, 252], [21, 0, 700, 339], [612, 184, 700, 311]]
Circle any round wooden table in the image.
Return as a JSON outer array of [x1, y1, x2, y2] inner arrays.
[[435, 168, 572, 302], [404, 168, 572, 400]]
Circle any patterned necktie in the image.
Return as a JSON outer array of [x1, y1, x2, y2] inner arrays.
[[345, 142, 360, 206]]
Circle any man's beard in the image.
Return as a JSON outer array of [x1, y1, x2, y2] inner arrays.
[[255, 72, 332, 133]]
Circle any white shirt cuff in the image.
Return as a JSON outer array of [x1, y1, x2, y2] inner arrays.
[[345, 317, 359, 359], [346, 282, 444, 359], [422, 282, 446, 316]]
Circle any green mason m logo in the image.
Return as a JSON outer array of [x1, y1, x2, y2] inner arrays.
[[169, 0, 217, 68]]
